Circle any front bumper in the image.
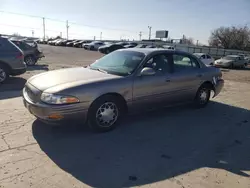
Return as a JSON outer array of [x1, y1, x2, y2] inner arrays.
[[213, 79, 224, 97], [23, 90, 88, 125]]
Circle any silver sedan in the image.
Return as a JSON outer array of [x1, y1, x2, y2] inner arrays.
[[23, 49, 224, 132]]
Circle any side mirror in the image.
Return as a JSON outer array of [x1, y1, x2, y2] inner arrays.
[[139, 67, 156, 76]]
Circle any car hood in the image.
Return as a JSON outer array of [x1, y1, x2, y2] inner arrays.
[[27, 67, 120, 92]]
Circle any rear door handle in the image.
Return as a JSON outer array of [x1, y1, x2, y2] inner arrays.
[[165, 79, 171, 82]]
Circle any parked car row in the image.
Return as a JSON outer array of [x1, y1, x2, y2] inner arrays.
[[193, 52, 249, 69], [214, 55, 248, 68], [97, 42, 175, 54], [37, 38, 175, 53]]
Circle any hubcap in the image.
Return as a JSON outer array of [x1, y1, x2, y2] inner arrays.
[[96, 102, 118, 127], [0, 68, 6, 83], [26, 57, 33, 65], [199, 89, 208, 104]]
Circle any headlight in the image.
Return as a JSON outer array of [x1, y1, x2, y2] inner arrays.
[[41, 93, 79, 104]]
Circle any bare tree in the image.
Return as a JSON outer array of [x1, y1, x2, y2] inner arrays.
[[182, 36, 195, 45], [209, 26, 250, 50]]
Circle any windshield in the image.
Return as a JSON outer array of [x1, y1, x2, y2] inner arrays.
[[89, 50, 145, 76], [223, 56, 237, 60]]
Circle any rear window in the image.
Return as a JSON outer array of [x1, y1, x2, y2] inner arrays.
[[0, 38, 21, 53]]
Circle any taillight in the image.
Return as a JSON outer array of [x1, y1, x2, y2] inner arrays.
[[16, 53, 24, 59]]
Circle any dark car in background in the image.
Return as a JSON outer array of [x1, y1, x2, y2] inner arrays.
[[58, 39, 72, 46], [135, 44, 147, 48], [98, 43, 124, 54], [146, 45, 156, 48], [11, 40, 45, 66], [115, 42, 129, 47], [83, 41, 105, 50], [124, 43, 138, 48], [66, 40, 81, 47], [73, 40, 92, 48], [0, 37, 26, 83]]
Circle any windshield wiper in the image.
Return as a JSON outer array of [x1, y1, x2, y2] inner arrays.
[[89, 66, 108, 74]]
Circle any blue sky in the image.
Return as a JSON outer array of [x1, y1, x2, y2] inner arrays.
[[0, 0, 250, 44]]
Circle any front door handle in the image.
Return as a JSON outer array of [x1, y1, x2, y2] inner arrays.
[[165, 79, 171, 82], [196, 74, 203, 78]]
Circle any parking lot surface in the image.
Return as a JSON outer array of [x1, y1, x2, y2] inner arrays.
[[0, 45, 250, 188]]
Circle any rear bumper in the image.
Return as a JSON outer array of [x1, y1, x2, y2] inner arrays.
[[213, 79, 224, 97], [10, 67, 27, 76]]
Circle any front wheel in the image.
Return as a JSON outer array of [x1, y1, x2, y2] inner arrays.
[[194, 85, 211, 108], [87, 95, 123, 132]]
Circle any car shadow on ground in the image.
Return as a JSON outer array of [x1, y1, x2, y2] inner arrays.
[[0, 77, 26, 97], [27, 64, 49, 71], [32, 101, 250, 188]]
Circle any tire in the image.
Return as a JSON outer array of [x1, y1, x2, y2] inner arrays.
[[230, 63, 234, 69], [194, 84, 211, 108], [87, 95, 124, 132], [0, 64, 9, 84], [106, 49, 110, 54], [90, 46, 94, 51], [25, 56, 36, 66]]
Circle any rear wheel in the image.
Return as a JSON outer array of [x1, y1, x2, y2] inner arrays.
[[0, 64, 9, 84], [25, 56, 36, 66], [87, 95, 124, 132], [194, 84, 211, 108]]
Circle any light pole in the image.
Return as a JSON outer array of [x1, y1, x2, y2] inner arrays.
[[139, 31, 142, 41], [66, 20, 69, 40], [148, 26, 152, 40]]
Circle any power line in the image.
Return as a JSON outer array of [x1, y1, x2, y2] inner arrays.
[[0, 10, 147, 33]]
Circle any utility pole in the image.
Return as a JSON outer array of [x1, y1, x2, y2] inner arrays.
[[100, 32, 102, 40], [139, 31, 142, 41], [42, 17, 45, 40], [31, 30, 34, 37], [148, 26, 152, 40], [66, 20, 69, 40]]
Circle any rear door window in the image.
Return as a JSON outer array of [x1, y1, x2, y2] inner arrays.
[[173, 53, 200, 72]]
